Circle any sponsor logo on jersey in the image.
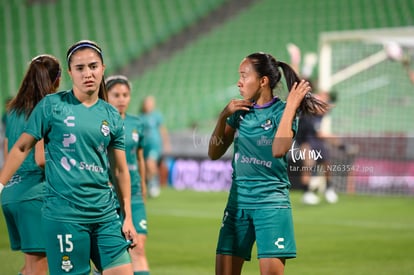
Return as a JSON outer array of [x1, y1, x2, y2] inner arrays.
[[79, 162, 104, 173], [60, 157, 104, 173], [61, 157, 77, 171], [257, 135, 272, 146], [237, 153, 272, 168], [63, 133, 77, 147]]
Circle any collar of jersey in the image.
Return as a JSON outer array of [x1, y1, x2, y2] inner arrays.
[[253, 96, 279, 109]]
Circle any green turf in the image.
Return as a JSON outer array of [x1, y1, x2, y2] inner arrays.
[[1, 188, 413, 274]]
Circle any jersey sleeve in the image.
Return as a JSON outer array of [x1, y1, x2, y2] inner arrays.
[[137, 119, 145, 149], [227, 110, 246, 129], [110, 112, 126, 151], [24, 97, 51, 140]]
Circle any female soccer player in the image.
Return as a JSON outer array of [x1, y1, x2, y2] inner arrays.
[[106, 75, 150, 275], [1, 54, 61, 275], [0, 40, 137, 275], [208, 52, 327, 275], [140, 95, 170, 198]]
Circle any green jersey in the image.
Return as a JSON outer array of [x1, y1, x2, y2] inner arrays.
[[141, 110, 163, 157], [24, 90, 125, 223], [226, 98, 298, 208], [1, 111, 45, 204], [123, 114, 145, 199]]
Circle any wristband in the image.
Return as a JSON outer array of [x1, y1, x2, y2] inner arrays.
[[0, 183, 4, 194]]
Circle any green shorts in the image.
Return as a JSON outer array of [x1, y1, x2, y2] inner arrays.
[[42, 217, 131, 274], [216, 207, 297, 261], [143, 145, 162, 162], [1, 199, 45, 253], [131, 198, 148, 235]]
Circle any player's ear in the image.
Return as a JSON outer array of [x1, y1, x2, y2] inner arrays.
[[260, 76, 269, 87]]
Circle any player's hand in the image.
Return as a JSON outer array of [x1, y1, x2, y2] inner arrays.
[[286, 80, 311, 110], [221, 99, 253, 118], [123, 221, 138, 247]]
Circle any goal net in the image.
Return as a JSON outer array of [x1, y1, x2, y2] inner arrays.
[[317, 27, 414, 196]]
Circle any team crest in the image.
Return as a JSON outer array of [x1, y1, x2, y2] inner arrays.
[[101, 120, 110, 136], [261, 119, 273, 130], [61, 255, 73, 272], [132, 129, 139, 142]]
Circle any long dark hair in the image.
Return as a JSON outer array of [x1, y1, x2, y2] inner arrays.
[[8, 54, 61, 118], [246, 52, 328, 115], [66, 39, 107, 101]]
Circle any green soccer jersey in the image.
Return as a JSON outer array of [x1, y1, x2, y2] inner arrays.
[[1, 111, 45, 204], [24, 90, 124, 223], [226, 98, 298, 208], [123, 114, 145, 199], [141, 110, 163, 155]]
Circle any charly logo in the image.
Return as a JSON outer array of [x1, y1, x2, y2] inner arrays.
[[261, 119, 273, 130], [139, 219, 147, 230], [101, 120, 110, 136], [274, 237, 285, 249], [63, 116, 75, 127]]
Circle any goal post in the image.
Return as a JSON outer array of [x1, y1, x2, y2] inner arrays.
[[316, 27, 414, 196], [318, 26, 414, 91]]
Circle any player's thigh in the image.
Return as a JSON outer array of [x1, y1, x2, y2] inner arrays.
[[18, 199, 46, 252], [216, 207, 255, 261], [42, 218, 91, 274], [1, 202, 21, 250], [2, 199, 45, 252], [91, 219, 131, 272], [253, 208, 296, 259]]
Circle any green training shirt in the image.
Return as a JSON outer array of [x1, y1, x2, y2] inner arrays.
[[141, 110, 163, 154], [226, 98, 298, 208], [24, 90, 124, 223], [1, 111, 45, 204], [123, 114, 145, 199]]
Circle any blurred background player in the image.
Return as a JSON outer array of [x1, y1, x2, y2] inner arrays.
[[106, 75, 150, 275], [140, 95, 171, 198], [287, 43, 358, 204], [1, 54, 61, 275], [295, 91, 339, 204]]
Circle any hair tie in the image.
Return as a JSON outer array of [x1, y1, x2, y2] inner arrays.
[[105, 75, 131, 90], [67, 42, 103, 64]]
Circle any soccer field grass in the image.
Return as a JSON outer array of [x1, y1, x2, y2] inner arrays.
[[1, 188, 413, 274]]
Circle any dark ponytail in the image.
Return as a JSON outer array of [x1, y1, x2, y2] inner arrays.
[[8, 54, 61, 118], [247, 52, 328, 115]]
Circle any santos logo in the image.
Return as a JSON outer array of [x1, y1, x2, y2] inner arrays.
[[236, 153, 272, 168]]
